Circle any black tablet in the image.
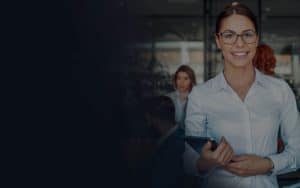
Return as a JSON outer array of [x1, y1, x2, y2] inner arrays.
[[185, 136, 218, 153]]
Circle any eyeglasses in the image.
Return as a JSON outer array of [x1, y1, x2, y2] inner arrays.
[[217, 30, 257, 45]]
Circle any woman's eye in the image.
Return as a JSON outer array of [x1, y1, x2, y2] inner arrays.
[[223, 33, 234, 39], [243, 31, 255, 38], [244, 33, 253, 38]]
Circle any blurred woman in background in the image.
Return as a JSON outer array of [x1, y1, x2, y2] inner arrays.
[[253, 43, 276, 75], [167, 65, 196, 129]]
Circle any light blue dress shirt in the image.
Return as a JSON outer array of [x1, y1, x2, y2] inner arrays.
[[167, 91, 187, 129], [184, 69, 300, 188]]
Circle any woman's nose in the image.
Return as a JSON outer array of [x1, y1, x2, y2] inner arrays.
[[235, 35, 245, 47]]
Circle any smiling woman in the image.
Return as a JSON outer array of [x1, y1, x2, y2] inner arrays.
[[215, 14, 258, 74], [184, 2, 300, 188]]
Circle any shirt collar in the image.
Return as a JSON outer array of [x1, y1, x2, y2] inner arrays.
[[212, 71, 229, 92], [254, 68, 267, 87], [213, 68, 267, 92]]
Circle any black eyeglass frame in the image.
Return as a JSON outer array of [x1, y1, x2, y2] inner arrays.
[[216, 30, 258, 45]]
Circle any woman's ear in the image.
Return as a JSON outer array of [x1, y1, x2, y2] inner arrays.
[[215, 34, 221, 50]]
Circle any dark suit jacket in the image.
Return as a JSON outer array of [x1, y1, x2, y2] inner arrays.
[[149, 127, 185, 188]]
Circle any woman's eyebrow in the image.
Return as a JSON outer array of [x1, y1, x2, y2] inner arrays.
[[220, 29, 255, 33]]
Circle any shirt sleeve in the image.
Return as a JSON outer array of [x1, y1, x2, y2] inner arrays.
[[185, 88, 207, 137], [184, 88, 213, 176], [268, 81, 300, 175]]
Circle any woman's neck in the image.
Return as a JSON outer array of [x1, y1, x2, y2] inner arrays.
[[177, 90, 189, 102], [223, 64, 255, 88], [223, 64, 255, 102]]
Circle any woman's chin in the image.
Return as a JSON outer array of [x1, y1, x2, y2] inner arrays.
[[178, 88, 189, 93], [227, 60, 252, 69]]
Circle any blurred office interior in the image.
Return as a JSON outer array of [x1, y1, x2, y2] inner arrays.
[[121, 0, 300, 106]]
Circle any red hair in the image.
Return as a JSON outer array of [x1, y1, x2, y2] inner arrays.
[[253, 44, 276, 75]]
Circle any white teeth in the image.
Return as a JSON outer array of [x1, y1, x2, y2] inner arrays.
[[232, 52, 247, 56]]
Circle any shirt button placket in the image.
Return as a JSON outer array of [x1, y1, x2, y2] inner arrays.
[[243, 102, 254, 188], [244, 102, 253, 153]]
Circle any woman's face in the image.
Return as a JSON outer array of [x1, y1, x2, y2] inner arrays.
[[176, 71, 192, 93], [215, 14, 258, 69]]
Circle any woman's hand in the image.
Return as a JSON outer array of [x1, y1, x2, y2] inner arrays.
[[196, 137, 234, 172], [224, 154, 274, 176]]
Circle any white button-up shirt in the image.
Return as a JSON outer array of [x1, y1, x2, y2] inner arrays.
[[184, 69, 300, 188]]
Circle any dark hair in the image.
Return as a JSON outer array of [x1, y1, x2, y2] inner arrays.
[[215, 2, 258, 34], [144, 96, 175, 123], [173, 65, 196, 91], [253, 43, 276, 75]]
